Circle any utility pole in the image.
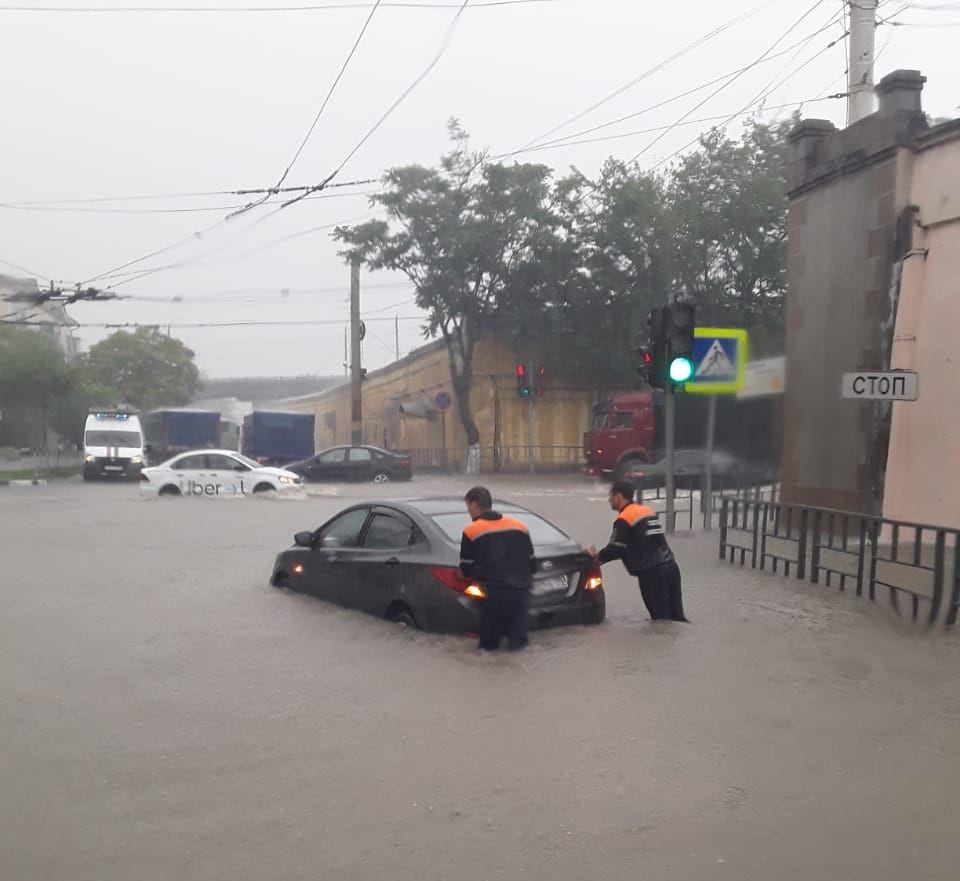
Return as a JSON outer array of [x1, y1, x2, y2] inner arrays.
[[350, 259, 362, 445], [703, 395, 717, 531], [395, 314, 400, 362], [664, 385, 676, 534], [527, 360, 535, 475], [343, 325, 348, 377], [847, 0, 877, 124]]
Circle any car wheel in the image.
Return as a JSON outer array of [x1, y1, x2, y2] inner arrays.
[[158, 485, 181, 497], [614, 457, 645, 483], [372, 471, 391, 484], [584, 593, 606, 625], [387, 604, 417, 628], [253, 483, 275, 494]]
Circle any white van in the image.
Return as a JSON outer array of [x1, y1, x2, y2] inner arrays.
[[83, 409, 145, 481]]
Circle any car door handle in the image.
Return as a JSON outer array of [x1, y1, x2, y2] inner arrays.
[[385, 557, 400, 567]]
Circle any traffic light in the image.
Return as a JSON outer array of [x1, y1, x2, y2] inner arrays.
[[516, 363, 530, 398], [535, 364, 546, 397], [645, 307, 666, 388], [637, 346, 653, 385], [665, 300, 696, 384]]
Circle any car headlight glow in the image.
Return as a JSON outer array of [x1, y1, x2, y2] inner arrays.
[[131, 455, 143, 464], [464, 584, 486, 599], [279, 476, 297, 485], [84, 454, 95, 463]]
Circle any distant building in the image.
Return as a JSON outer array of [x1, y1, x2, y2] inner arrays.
[[275, 335, 606, 473], [0, 274, 79, 361]]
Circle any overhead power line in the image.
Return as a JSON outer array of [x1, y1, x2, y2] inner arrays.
[[650, 21, 849, 170], [0, 254, 55, 282], [5, 316, 427, 329], [0, 177, 378, 208], [280, 0, 473, 210], [229, 0, 385, 218], [628, 0, 831, 164], [515, 0, 781, 153], [0, 189, 380, 216], [0, 1, 554, 12], [497, 16, 846, 162], [516, 96, 844, 155]]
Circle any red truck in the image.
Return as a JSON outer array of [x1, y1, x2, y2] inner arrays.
[[583, 390, 660, 479]]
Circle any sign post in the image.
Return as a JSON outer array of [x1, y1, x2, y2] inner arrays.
[[435, 391, 452, 473], [685, 328, 749, 530]]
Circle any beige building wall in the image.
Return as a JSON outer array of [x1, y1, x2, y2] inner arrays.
[[882, 121, 960, 528], [280, 335, 605, 473]]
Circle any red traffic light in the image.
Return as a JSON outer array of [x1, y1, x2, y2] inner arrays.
[[516, 363, 526, 379]]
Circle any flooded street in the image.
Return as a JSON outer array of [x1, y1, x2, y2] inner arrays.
[[3, 477, 960, 881]]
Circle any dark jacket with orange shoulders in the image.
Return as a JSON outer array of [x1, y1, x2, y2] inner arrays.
[[597, 502, 674, 575], [460, 510, 536, 592]]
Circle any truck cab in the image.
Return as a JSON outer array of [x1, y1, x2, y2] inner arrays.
[[583, 390, 659, 479], [83, 409, 145, 481]]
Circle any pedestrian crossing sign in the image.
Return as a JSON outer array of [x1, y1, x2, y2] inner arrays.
[[685, 327, 749, 394]]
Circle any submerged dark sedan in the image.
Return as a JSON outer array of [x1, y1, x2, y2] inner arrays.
[[270, 498, 605, 633]]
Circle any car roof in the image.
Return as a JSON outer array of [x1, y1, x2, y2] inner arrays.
[[170, 449, 245, 457], [384, 497, 531, 516]]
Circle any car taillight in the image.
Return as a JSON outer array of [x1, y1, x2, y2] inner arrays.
[[400, 458, 410, 467], [583, 566, 603, 591], [430, 566, 486, 599]]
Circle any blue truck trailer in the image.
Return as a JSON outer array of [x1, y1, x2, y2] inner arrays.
[[242, 411, 315, 466], [142, 409, 221, 464]]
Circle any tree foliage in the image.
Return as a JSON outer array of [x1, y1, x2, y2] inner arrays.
[[83, 327, 200, 411], [336, 117, 791, 455], [336, 121, 561, 455], [0, 326, 75, 448]]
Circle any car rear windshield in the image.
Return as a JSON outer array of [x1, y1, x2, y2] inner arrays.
[[85, 431, 142, 447], [430, 511, 569, 547]]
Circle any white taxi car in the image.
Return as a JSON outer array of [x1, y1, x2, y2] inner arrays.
[[140, 450, 303, 498]]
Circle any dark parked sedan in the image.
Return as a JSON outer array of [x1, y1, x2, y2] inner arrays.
[[286, 445, 412, 483], [270, 498, 605, 633], [622, 449, 776, 491]]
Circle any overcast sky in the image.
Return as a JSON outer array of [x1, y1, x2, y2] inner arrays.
[[1, 0, 956, 378]]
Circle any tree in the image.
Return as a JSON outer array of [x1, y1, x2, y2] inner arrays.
[[662, 118, 790, 353], [82, 327, 200, 411], [539, 160, 669, 386], [335, 121, 561, 472], [0, 326, 75, 449]]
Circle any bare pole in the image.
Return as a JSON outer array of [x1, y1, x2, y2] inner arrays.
[[527, 360, 535, 475], [703, 395, 717, 531], [395, 314, 400, 362], [350, 259, 362, 445], [847, 0, 877, 124], [665, 385, 676, 534]]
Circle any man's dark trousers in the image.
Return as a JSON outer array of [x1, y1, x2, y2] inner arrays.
[[478, 588, 530, 651]]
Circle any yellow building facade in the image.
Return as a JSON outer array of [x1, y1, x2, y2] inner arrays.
[[279, 336, 609, 473]]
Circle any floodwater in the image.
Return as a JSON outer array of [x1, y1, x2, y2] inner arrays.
[[2, 477, 959, 881]]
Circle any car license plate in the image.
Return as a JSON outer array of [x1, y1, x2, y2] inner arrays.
[[533, 575, 567, 595], [105, 465, 122, 471]]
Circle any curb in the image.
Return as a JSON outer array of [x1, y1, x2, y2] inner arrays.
[[0, 479, 49, 487]]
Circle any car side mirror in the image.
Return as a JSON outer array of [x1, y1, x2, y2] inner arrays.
[[294, 531, 315, 548], [143, 444, 152, 454]]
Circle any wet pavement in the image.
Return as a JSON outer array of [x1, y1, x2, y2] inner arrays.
[[2, 476, 959, 881]]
